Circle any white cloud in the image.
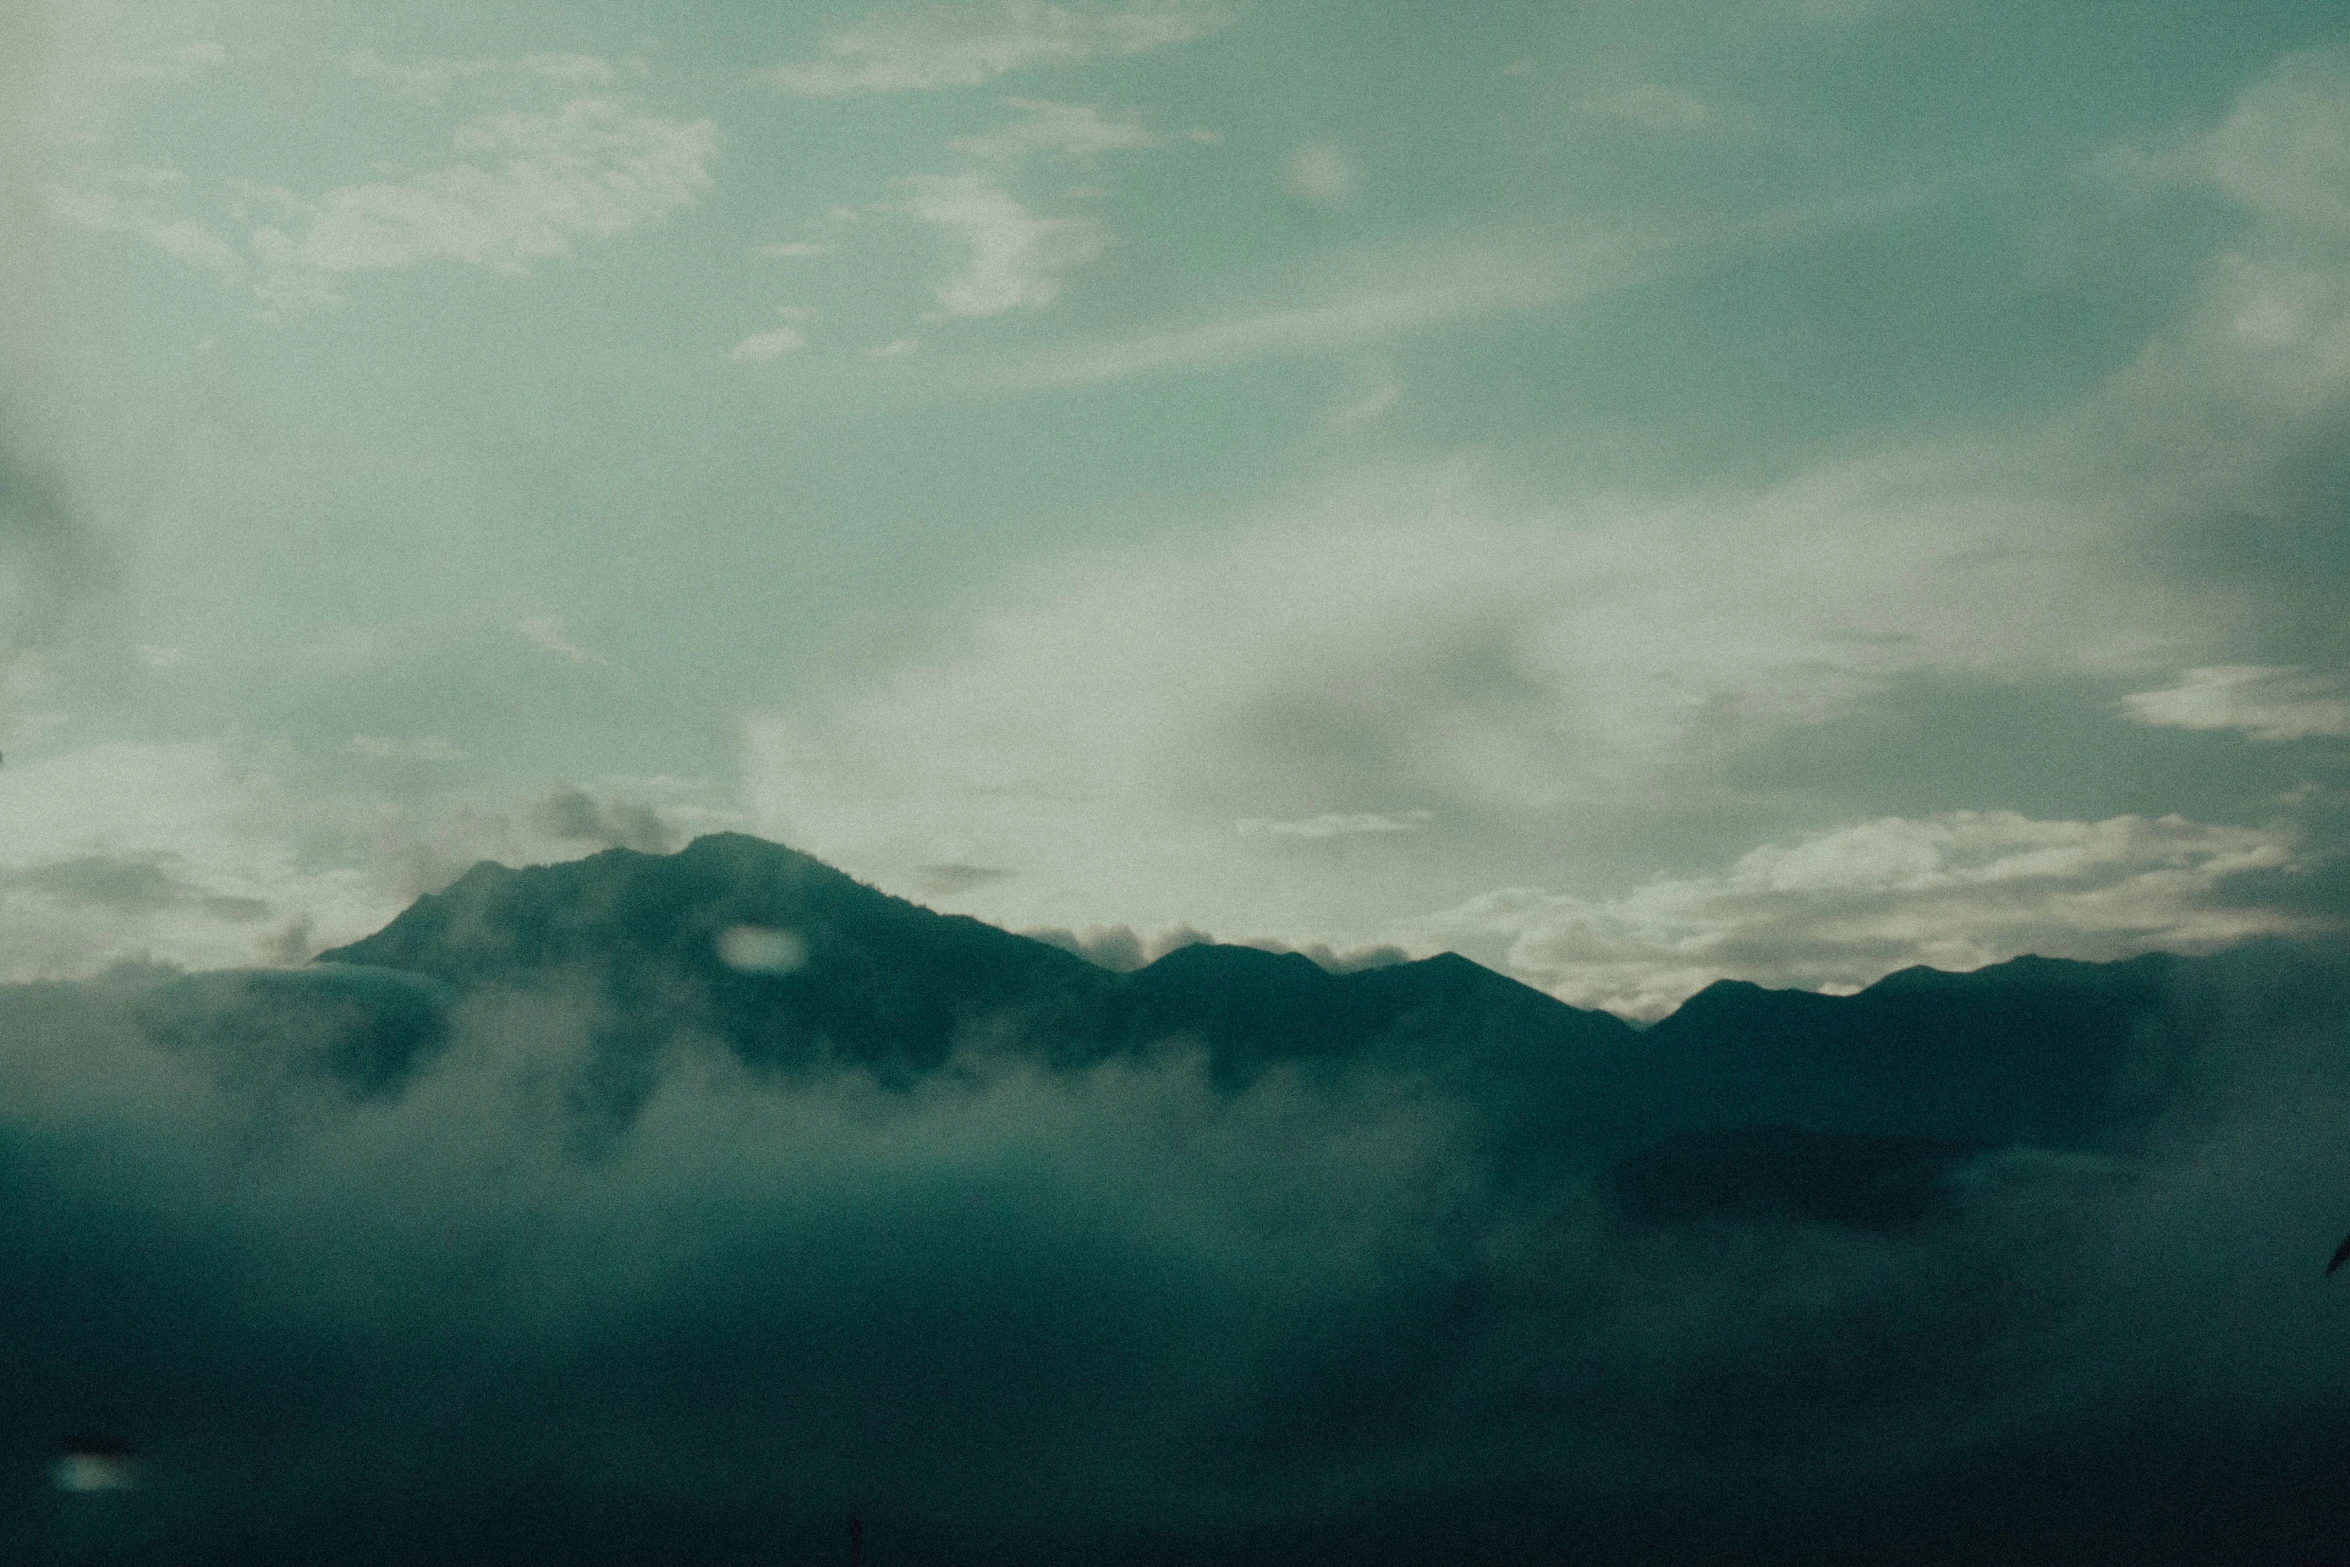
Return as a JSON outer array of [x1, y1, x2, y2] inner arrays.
[[349, 735, 468, 761], [731, 324, 809, 361], [345, 48, 498, 105], [755, 240, 836, 258], [2123, 666, 2350, 742], [0, 737, 726, 983], [901, 171, 1112, 316], [2202, 47, 2350, 237], [744, 459, 2105, 943], [1283, 142, 1357, 207], [0, 743, 392, 980], [145, 217, 243, 276], [1580, 83, 1721, 134], [251, 98, 717, 286], [1235, 810, 1431, 840], [115, 40, 227, 84], [521, 53, 640, 86], [518, 616, 596, 663], [717, 923, 809, 973], [764, 0, 1230, 96], [868, 336, 922, 356], [346, 49, 645, 106], [1418, 811, 2312, 1021], [44, 184, 244, 280], [945, 231, 1655, 389], [949, 98, 1165, 165]]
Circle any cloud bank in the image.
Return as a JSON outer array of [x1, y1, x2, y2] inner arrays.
[[3, 933, 2349, 1565]]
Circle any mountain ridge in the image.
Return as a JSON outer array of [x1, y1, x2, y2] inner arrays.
[[297, 831, 2215, 1162]]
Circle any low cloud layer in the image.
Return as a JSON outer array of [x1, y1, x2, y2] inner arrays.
[[3, 938, 2349, 1564]]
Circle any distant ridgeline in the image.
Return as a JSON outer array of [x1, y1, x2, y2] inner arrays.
[[144, 832, 2245, 1205]]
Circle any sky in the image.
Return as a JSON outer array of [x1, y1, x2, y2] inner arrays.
[[6, 0, 2350, 1015]]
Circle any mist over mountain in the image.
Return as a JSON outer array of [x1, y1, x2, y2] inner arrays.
[[6, 833, 2350, 1565]]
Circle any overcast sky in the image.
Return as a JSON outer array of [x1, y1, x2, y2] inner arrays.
[[4, 0, 2349, 1015]]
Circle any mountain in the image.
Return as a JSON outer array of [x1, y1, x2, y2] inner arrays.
[[323, 832, 1110, 1092], [1635, 953, 2191, 1148], [300, 832, 2208, 1171]]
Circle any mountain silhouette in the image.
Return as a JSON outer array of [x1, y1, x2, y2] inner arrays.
[[293, 832, 2201, 1170]]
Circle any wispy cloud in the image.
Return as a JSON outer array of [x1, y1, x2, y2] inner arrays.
[[251, 98, 716, 293], [763, 0, 1231, 96], [939, 233, 1652, 388], [349, 735, 468, 761], [1235, 810, 1431, 840], [45, 185, 244, 280], [113, 40, 227, 84], [731, 325, 808, 360], [518, 616, 598, 664], [2122, 666, 2350, 742], [1421, 811, 2311, 1020], [731, 305, 814, 362], [949, 98, 1166, 165], [346, 49, 648, 107], [2200, 45, 2350, 236], [1282, 141, 1358, 206], [901, 171, 1112, 316]]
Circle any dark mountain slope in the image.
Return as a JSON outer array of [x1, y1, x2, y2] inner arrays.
[[1104, 944, 1639, 1086], [321, 832, 1115, 1090], [1637, 952, 2190, 1148]]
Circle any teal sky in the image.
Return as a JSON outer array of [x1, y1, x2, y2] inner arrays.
[[5, 0, 2349, 1015]]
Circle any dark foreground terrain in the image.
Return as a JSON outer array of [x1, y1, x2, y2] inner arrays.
[[6, 834, 2350, 1564]]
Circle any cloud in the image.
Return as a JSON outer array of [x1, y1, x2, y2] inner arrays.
[[0, 737, 727, 982], [913, 860, 1016, 895], [251, 97, 716, 289], [3, 934, 2350, 1562], [900, 171, 1112, 316], [0, 742, 391, 979], [11, 852, 268, 921], [729, 323, 808, 361], [1283, 140, 1358, 206], [2201, 46, 2350, 237], [1577, 83, 1722, 134], [763, 0, 1231, 96], [715, 923, 809, 973], [45, 182, 247, 279], [744, 455, 2121, 945], [948, 97, 1166, 165], [0, 21, 110, 697], [1418, 810, 2315, 1020], [754, 239, 835, 258], [1235, 809, 1432, 840], [518, 615, 596, 664], [349, 735, 468, 761], [113, 39, 227, 84], [346, 49, 647, 107], [527, 782, 679, 854], [944, 230, 1657, 388], [345, 48, 498, 104], [1234, 935, 1412, 971], [2123, 666, 2350, 742]]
